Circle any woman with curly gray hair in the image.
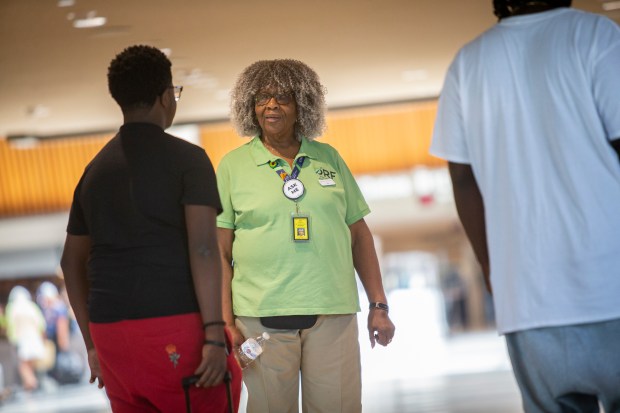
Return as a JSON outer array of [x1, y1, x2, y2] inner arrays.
[[217, 59, 395, 413]]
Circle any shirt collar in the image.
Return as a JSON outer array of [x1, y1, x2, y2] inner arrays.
[[119, 122, 164, 134], [249, 136, 318, 166], [499, 8, 569, 26]]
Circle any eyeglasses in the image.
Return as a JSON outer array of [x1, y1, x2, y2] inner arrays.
[[169, 85, 183, 102], [254, 92, 294, 106]]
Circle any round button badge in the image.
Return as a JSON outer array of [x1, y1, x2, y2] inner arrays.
[[282, 179, 305, 200]]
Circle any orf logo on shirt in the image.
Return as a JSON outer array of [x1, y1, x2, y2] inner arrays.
[[315, 167, 336, 179]]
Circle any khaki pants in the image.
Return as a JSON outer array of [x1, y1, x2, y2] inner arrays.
[[236, 314, 362, 413]]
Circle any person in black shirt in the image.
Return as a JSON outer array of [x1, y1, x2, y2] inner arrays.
[[60, 45, 241, 413]]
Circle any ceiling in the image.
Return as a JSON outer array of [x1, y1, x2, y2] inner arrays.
[[0, 0, 617, 277], [0, 0, 614, 139]]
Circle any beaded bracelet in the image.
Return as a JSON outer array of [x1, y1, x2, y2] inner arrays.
[[204, 340, 226, 348], [203, 321, 226, 329]]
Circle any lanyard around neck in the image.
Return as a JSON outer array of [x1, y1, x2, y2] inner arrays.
[[270, 156, 306, 202], [269, 156, 306, 182]]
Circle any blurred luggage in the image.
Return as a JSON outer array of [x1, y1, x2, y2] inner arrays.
[[50, 350, 84, 385]]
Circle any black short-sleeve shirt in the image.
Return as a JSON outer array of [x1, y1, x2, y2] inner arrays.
[[67, 123, 221, 322]]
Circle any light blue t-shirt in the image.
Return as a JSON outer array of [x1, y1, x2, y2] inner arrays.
[[431, 8, 620, 334]]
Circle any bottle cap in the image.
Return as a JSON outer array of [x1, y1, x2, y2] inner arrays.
[[262, 332, 270, 340]]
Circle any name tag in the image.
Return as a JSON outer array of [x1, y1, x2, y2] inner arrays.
[[319, 179, 336, 186], [292, 216, 310, 242]]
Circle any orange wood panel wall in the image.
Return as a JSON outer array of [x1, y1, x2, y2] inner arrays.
[[199, 100, 444, 173], [198, 123, 248, 170], [322, 100, 444, 173], [0, 134, 113, 217], [0, 100, 442, 217]]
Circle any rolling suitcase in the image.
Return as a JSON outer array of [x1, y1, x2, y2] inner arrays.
[[182, 371, 234, 413]]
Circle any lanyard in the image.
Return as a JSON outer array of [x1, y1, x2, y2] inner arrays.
[[269, 156, 306, 203], [269, 156, 306, 182], [268, 156, 311, 241]]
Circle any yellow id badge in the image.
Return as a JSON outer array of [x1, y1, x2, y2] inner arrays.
[[292, 215, 310, 242]]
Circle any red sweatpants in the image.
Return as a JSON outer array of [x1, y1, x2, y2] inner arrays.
[[90, 313, 241, 413]]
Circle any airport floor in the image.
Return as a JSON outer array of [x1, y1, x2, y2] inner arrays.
[[0, 331, 523, 413]]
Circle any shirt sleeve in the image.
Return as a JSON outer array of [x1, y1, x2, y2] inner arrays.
[[66, 173, 89, 235], [181, 147, 222, 213], [592, 22, 620, 141], [334, 150, 371, 226], [215, 156, 235, 229], [429, 55, 471, 164]]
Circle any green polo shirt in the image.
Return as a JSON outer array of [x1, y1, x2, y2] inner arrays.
[[216, 137, 370, 316]]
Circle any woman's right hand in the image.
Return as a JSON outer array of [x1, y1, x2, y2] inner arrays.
[[227, 324, 246, 348]]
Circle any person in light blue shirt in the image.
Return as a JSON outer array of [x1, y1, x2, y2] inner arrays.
[[431, 1, 620, 412]]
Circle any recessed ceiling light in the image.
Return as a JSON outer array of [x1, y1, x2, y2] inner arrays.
[[602, 1, 620, 11], [27, 105, 50, 119], [73, 11, 107, 29], [177, 68, 219, 89]]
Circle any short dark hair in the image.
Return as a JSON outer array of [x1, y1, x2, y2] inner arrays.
[[493, 0, 571, 20], [107, 45, 172, 110]]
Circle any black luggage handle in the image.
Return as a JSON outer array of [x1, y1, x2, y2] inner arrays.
[[182, 371, 233, 413]]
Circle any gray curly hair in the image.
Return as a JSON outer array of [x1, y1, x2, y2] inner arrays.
[[230, 59, 327, 141]]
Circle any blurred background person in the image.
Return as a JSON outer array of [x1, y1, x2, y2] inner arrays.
[[36, 281, 84, 385], [36, 282, 70, 356], [59, 285, 87, 361], [0, 301, 19, 402], [0, 304, 6, 336], [218, 59, 395, 413], [431, 0, 620, 411], [440, 267, 468, 333], [5, 286, 46, 392]]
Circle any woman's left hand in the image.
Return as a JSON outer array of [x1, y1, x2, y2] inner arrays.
[[367, 310, 395, 348]]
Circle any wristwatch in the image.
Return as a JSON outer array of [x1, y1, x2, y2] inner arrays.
[[368, 302, 389, 313]]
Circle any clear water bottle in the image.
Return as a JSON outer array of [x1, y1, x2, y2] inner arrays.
[[236, 332, 270, 370]]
